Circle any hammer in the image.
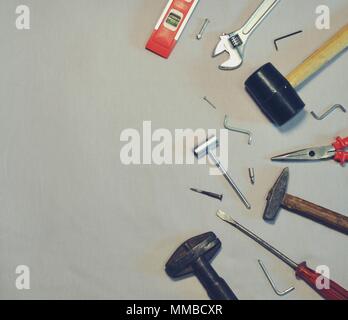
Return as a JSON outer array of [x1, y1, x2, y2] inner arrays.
[[165, 232, 238, 300], [245, 23, 348, 126], [264, 168, 348, 234]]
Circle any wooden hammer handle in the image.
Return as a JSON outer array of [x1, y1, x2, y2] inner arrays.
[[287, 24, 348, 89], [283, 194, 348, 235]]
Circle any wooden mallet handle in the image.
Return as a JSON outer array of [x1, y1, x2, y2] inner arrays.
[[287, 23, 348, 89], [283, 194, 348, 235]]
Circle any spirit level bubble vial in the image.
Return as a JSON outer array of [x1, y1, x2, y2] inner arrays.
[[146, 0, 200, 58]]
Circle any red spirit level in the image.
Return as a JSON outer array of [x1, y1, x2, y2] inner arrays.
[[146, 0, 200, 58]]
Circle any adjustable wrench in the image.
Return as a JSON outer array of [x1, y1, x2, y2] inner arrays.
[[213, 0, 280, 70]]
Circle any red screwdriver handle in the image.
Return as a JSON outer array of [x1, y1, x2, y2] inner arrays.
[[295, 262, 348, 300]]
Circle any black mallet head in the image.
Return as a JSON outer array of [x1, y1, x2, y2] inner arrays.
[[245, 63, 305, 126]]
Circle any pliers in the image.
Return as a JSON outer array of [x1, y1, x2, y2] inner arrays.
[[271, 137, 348, 166]]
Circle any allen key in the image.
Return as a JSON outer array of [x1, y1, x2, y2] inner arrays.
[[258, 260, 295, 297], [274, 30, 303, 51], [224, 115, 253, 145], [311, 104, 346, 120]]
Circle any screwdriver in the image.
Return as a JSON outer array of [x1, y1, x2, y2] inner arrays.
[[217, 210, 348, 300]]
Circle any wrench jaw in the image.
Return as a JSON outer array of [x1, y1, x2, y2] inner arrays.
[[212, 34, 230, 57], [213, 33, 245, 70], [219, 49, 243, 70]]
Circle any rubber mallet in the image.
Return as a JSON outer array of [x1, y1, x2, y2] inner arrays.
[[245, 23, 348, 126]]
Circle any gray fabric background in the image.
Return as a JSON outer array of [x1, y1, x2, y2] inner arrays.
[[0, 0, 347, 300]]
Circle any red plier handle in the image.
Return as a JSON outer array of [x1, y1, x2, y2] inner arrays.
[[333, 137, 348, 165]]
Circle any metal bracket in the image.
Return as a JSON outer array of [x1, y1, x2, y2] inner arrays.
[[224, 115, 253, 145]]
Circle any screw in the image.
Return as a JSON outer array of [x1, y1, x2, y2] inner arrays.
[[190, 188, 223, 201], [197, 19, 210, 40], [203, 96, 217, 109], [249, 168, 255, 185], [310, 104, 347, 121]]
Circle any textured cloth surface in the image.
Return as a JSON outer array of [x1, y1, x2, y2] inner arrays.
[[0, 0, 347, 299]]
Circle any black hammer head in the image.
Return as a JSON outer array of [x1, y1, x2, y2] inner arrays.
[[245, 63, 305, 126], [263, 167, 290, 221], [165, 232, 221, 278]]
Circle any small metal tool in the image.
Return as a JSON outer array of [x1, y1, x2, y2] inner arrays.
[[216, 209, 348, 300], [311, 104, 347, 120], [224, 116, 253, 145], [272, 136, 348, 166], [190, 188, 223, 201], [248, 168, 255, 185], [274, 30, 303, 51], [258, 260, 295, 296], [203, 96, 217, 109], [194, 136, 251, 209], [213, 0, 280, 70], [197, 18, 210, 40]]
